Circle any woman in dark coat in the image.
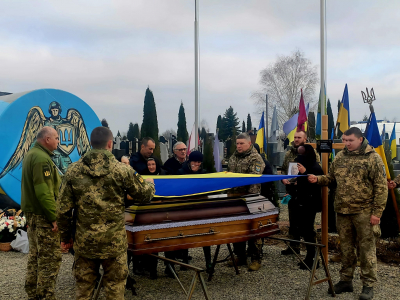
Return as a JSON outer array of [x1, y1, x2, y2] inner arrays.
[[291, 144, 323, 269], [177, 151, 212, 273]]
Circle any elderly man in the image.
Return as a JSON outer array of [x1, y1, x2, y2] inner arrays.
[[22, 126, 62, 300], [280, 130, 320, 255], [308, 127, 387, 300], [57, 127, 155, 299], [228, 133, 265, 271], [130, 137, 160, 175], [163, 141, 188, 175]]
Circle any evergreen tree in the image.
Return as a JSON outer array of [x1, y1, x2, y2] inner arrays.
[[242, 121, 246, 133], [122, 135, 127, 140], [337, 99, 343, 138], [327, 99, 335, 138], [177, 102, 189, 142], [221, 106, 240, 141], [117, 130, 121, 137], [133, 123, 140, 140], [141, 87, 160, 159], [127, 122, 135, 141], [246, 114, 252, 132], [229, 128, 237, 157], [203, 133, 217, 173], [101, 119, 109, 128], [308, 111, 316, 141], [216, 115, 223, 137], [200, 127, 207, 141]]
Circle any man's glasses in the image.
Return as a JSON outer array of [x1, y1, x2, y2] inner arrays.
[[176, 148, 187, 152]]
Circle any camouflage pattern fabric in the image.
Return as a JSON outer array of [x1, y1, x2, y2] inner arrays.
[[337, 210, 381, 287], [73, 252, 128, 300], [316, 138, 388, 217], [57, 149, 155, 259], [25, 212, 62, 300], [228, 145, 265, 194], [394, 174, 400, 186], [233, 238, 263, 261]]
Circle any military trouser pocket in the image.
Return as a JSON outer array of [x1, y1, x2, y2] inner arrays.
[[372, 224, 381, 239]]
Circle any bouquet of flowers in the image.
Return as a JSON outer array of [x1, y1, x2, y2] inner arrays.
[[0, 210, 26, 243]]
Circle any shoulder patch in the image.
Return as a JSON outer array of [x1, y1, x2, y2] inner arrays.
[[255, 163, 262, 172], [134, 171, 144, 184], [43, 165, 51, 178]]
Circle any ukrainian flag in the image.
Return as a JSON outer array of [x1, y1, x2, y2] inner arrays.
[[283, 103, 309, 143], [337, 84, 350, 133], [390, 123, 397, 160], [365, 112, 390, 179], [256, 111, 267, 155], [142, 172, 301, 197]]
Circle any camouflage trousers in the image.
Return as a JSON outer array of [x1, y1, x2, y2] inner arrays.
[[337, 210, 381, 287], [74, 252, 128, 300], [25, 213, 62, 300], [233, 239, 263, 261]]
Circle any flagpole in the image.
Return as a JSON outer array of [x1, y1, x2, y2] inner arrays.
[[194, 0, 200, 149], [320, 0, 329, 264], [265, 94, 269, 158]]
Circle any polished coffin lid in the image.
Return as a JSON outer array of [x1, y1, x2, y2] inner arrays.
[[125, 194, 279, 229]]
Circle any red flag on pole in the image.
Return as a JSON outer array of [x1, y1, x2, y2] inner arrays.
[[297, 89, 307, 131]]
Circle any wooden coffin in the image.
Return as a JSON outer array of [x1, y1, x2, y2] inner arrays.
[[125, 194, 280, 255]]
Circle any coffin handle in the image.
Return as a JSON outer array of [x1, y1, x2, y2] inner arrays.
[[258, 219, 276, 229], [144, 228, 220, 242]]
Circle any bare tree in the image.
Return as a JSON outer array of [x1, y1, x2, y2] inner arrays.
[[161, 128, 177, 138], [253, 49, 318, 127]]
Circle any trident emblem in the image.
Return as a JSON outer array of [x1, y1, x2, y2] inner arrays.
[[361, 87, 376, 113]]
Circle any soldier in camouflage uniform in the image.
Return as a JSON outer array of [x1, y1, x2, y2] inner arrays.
[[57, 127, 155, 300], [227, 133, 265, 271], [280, 130, 320, 255], [21, 127, 62, 300], [309, 127, 387, 300]]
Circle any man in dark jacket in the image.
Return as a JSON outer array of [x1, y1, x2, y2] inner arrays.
[[163, 141, 187, 175], [22, 126, 62, 300], [130, 137, 160, 174]]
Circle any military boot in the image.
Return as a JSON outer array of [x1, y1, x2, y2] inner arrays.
[[328, 281, 353, 295], [359, 286, 373, 300], [248, 259, 262, 271], [227, 255, 247, 267]]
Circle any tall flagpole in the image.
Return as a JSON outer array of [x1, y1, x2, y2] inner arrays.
[[194, 0, 200, 149], [320, 0, 329, 264]]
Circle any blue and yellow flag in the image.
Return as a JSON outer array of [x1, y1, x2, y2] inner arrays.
[[256, 111, 267, 154], [283, 103, 309, 143], [337, 84, 350, 133], [390, 123, 397, 160], [365, 112, 390, 179], [143, 173, 300, 197], [316, 85, 326, 138]]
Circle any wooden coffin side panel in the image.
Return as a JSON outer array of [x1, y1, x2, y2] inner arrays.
[[127, 214, 279, 255]]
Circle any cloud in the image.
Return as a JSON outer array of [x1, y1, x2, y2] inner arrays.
[[0, 0, 399, 136]]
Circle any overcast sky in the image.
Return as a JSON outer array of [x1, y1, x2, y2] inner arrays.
[[1, 0, 399, 136]]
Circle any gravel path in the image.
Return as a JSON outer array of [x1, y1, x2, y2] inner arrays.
[[1, 205, 399, 300]]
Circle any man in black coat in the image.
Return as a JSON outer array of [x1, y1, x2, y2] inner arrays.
[[130, 137, 160, 175], [163, 142, 188, 175]]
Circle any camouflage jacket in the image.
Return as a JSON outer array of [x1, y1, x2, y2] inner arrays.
[[394, 174, 400, 186], [316, 138, 388, 217], [228, 145, 265, 194], [57, 149, 155, 259], [21, 142, 61, 223]]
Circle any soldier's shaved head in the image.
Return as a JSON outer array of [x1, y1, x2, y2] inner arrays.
[[91, 127, 113, 150], [37, 126, 56, 140], [37, 126, 59, 152]]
